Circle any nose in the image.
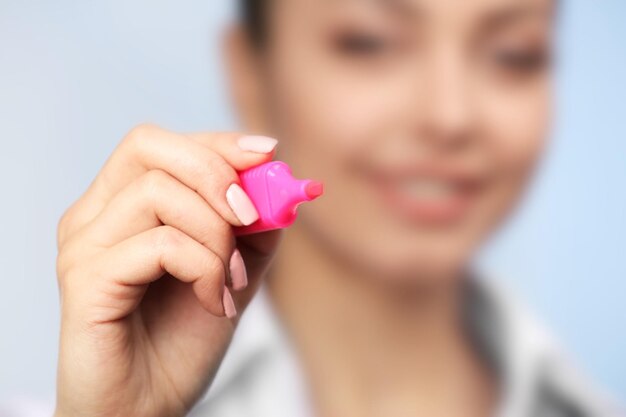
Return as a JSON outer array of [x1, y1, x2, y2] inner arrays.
[[417, 44, 475, 150]]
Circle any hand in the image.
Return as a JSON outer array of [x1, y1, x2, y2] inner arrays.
[[55, 125, 281, 417]]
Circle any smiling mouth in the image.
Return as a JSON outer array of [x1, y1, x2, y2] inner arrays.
[[368, 168, 484, 225]]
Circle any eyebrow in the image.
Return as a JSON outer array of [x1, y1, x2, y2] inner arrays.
[[481, 2, 555, 32], [349, 0, 423, 20], [340, 0, 554, 26], [374, 0, 423, 17]]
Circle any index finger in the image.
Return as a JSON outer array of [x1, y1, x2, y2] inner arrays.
[[59, 125, 277, 244]]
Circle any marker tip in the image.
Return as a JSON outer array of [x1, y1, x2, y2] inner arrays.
[[304, 181, 324, 199]]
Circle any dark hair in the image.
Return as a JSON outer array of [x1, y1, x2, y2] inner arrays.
[[239, 0, 266, 47]]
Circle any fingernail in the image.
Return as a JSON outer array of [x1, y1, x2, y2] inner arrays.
[[223, 287, 237, 319], [229, 249, 248, 291], [226, 183, 259, 226], [237, 135, 278, 154]]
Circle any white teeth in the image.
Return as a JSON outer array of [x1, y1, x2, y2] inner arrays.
[[397, 179, 455, 201]]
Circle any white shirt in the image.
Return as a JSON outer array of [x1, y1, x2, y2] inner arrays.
[[190, 276, 621, 417]]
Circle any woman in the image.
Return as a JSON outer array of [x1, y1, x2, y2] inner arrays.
[[54, 0, 617, 416]]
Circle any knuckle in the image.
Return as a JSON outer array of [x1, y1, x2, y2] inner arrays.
[[195, 221, 235, 270], [57, 207, 74, 246], [200, 214, 233, 242], [194, 256, 226, 308], [139, 169, 172, 201], [56, 252, 69, 284], [56, 243, 71, 271], [57, 201, 83, 248], [56, 236, 89, 287], [123, 123, 162, 149], [153, 225, 185, 251], [56, 259, 80, 290], [202, 252, 226, 279], [209, 152, 235, 178], [197, 152, 236, 195], [214, 219, 234, 244], [218, 230, 236, 262]]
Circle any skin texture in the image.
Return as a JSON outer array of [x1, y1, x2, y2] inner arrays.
[[55, 0, 554, 416], [254, 0, 554, 282], [55, 126, 281, 416]]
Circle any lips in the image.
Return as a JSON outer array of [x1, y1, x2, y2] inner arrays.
[[367, 165, 483, 225]]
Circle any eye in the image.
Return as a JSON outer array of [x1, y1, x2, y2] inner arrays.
[[334, 32, 394, 57], [490, 46, 550, 76]]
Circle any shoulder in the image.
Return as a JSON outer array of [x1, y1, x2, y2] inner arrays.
[[473, 275, 623, 417]]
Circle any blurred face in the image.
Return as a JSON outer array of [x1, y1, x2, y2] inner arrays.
[[235, 0, 554, 281]]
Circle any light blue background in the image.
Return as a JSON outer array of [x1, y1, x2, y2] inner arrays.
[[0, 0, 624, 407]]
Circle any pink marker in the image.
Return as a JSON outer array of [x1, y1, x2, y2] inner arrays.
[[234, 161, 324, 236]]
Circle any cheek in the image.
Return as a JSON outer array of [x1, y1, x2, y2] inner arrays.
[[268, 53, 408, 160], [280, 84, 382, 157], [481, 85, 551, 181], [467, 84, 551, 247]]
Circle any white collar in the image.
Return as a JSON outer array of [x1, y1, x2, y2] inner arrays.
[[192, 276, 615, 417]]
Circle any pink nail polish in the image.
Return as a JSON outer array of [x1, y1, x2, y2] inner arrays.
[[222, 288, 237, 319], [229, 249, 248, 291], [226, 183, 259, 226], [237, 135, 278, 154], [234, 161, 324, 235]]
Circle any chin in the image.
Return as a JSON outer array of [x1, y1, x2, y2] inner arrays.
[[381, 252, 468, 285], [336, 232, 474, 286]]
